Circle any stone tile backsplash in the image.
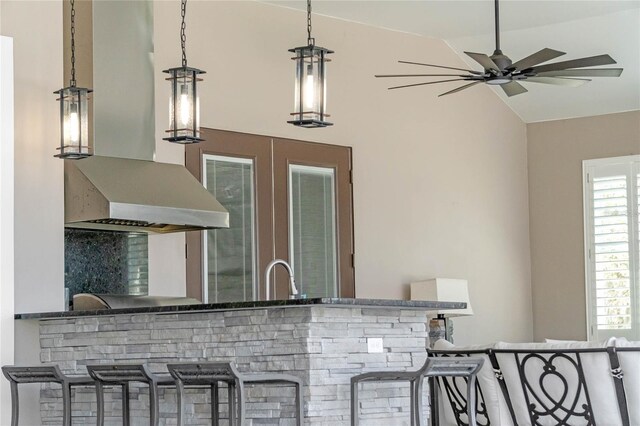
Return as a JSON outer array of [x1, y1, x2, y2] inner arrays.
[[64, 229, 149, 301]]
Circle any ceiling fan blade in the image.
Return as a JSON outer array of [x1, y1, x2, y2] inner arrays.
[[398, 60, 482, 75], [464, 52, 500, 71], [500, 81, 528, 97], [531, 54, 616, 73], [438, 81, 482, 97], [526, 77, 591, 87], [536, 68, 623, 78], [375, 73, 471, 78], [510, 48, 566, 71], [388, 78, 469, 90]]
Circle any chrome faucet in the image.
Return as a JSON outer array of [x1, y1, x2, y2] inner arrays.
[[264, 259, 299, 300]]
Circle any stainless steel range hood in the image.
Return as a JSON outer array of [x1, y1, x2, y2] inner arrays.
[[62, 3, 228, 234], [65, 156, 229, 233]]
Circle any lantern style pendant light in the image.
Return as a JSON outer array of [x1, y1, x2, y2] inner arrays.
[[288, 0, 333, 128], [163, 0, 204, 144], [54, 0, 92, 159]]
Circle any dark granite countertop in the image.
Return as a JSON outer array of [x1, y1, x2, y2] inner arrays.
[[15, 298, 464, 320]]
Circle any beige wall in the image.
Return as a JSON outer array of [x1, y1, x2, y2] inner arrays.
[[1, 2, 63, 423], [0, 35, 15, 426], [151, 1, 533, 344], [528, 110, 640, 341], [1, 1, 64, 314]]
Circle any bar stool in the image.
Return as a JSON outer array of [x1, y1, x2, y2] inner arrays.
[[86, 363, 174, 426], [1, 365, 96, 426], [167, 362, 304, 426], [350, 356, 484, 426]]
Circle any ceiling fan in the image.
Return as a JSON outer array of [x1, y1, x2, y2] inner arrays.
[[375, 0, 623, 97]]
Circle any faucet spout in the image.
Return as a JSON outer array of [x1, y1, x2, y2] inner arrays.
[[264, 259, 299, 300]]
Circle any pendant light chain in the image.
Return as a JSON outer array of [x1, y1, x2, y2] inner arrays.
[[69, 0, 77, 87], [494, 0, 501, 52], [181, 0, 188, 67], [307, 0, 314, 46]]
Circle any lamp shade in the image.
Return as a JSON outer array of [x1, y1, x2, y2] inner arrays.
[[410, 278, 473, 317]]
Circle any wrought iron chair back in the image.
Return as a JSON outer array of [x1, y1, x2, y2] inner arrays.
[[614, 346, 639, 426], [491, 347, 629, 426]]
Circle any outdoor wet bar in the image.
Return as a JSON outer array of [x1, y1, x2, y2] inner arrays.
[[15, 298, 462, 425]]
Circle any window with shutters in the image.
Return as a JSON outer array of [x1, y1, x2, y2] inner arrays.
[[583, 155, 640, 341]]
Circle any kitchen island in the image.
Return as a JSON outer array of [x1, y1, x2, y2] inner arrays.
[[16, 298, 463, 425]]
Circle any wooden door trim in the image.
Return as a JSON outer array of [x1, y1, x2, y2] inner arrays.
[[272, 138, 355, 299], [185, 128, 273, 301], [185, 128, 355, 301]]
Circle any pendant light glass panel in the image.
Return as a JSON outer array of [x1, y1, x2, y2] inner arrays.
[[163, 66, 204, 144], [54, 86, 92, 158], [289, 45, 333, 128]]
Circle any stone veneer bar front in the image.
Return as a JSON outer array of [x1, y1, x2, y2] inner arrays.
[[16, 298, 462, 425]]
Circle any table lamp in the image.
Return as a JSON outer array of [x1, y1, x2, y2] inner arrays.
[[410, 278, 473, 343]]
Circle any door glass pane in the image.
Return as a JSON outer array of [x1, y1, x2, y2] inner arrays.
[[289, 164, 338, 298], [203, 155, 256, 302]]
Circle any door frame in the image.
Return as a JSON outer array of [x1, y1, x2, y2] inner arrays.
[[185, 128, 355, 301]]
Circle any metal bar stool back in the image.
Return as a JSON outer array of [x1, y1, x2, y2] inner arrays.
[[87, 363, 173, 426], [350, 356, 484, 426], [423, 358, 484, 426], [168, 362, 242, 426], [2, 365, 95, 426], [167, 362, 303, 426]]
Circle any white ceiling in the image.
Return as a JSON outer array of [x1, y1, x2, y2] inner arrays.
[[265, 0, 640, 123]]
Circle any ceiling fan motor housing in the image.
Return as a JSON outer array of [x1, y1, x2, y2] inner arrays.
[[491, 50, 513, 71]]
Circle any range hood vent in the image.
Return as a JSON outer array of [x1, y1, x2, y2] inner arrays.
[[65, 156, 229, 233]]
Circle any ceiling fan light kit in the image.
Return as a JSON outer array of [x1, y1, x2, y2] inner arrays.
[[376, 0, 623, 97]]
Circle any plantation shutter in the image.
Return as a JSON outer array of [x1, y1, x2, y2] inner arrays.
[[584, 156, 640, 341]]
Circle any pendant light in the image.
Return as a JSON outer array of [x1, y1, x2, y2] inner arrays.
[[288, 0, 333, 128], [163, 0, 204, 144], [54, 0, 92, 159]]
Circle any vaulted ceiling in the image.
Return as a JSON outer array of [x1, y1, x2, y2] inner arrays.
[[266, 1, 640, 123]]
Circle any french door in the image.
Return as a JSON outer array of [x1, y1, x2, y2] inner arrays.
[[185, 128, 354, 302]]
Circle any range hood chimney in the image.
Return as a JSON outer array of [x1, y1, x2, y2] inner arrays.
[[62, 2, 228, 233]]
